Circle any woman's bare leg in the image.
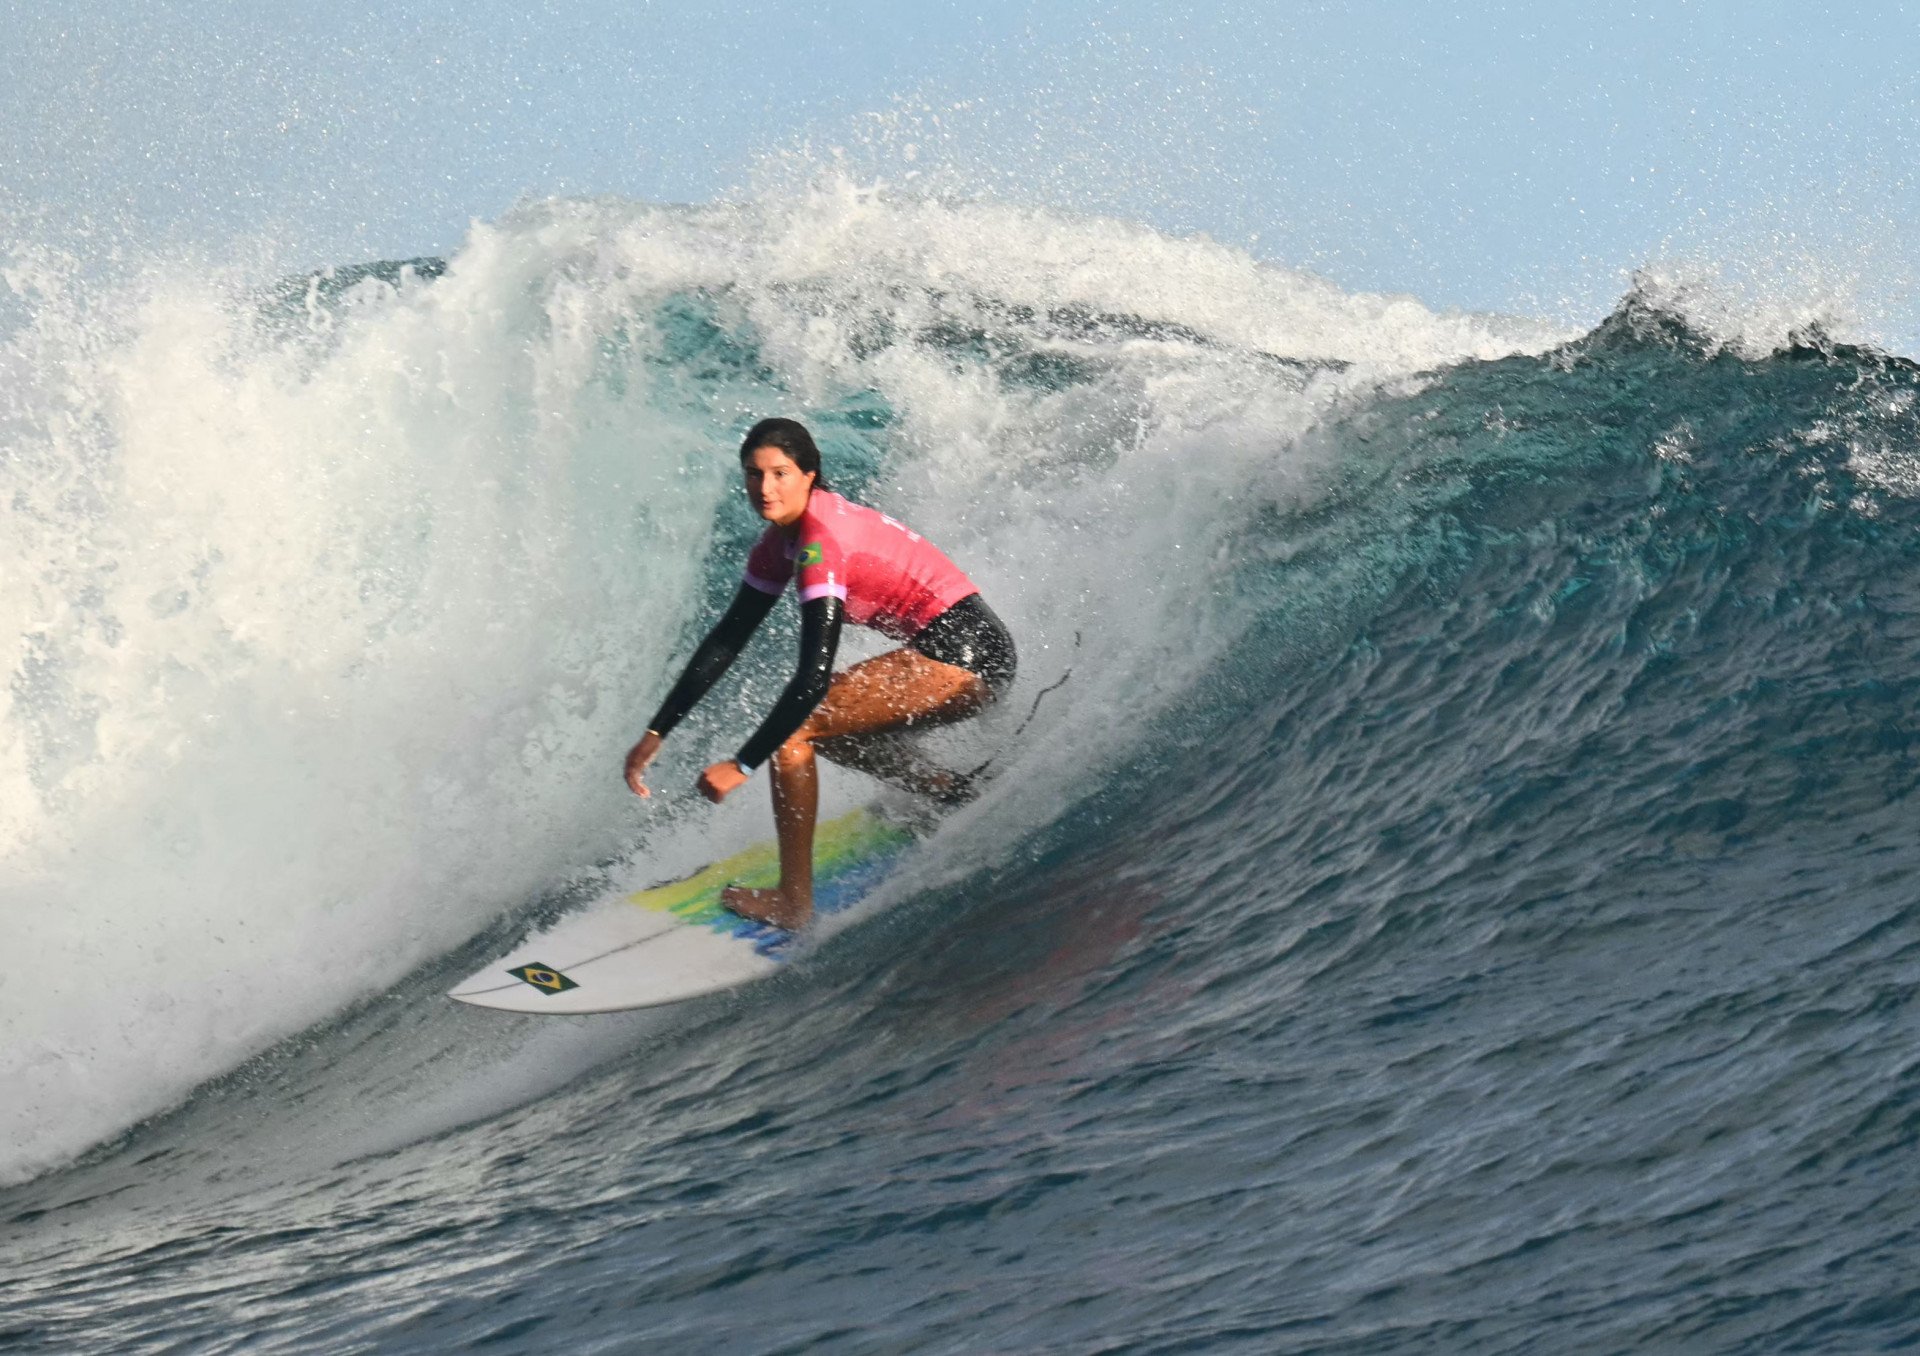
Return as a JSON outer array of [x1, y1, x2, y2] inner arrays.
[[722, 649, 988, 929], [813, 727, 973, 797]]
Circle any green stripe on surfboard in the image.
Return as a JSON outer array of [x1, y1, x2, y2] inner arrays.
[[626, 808, 912, 928]]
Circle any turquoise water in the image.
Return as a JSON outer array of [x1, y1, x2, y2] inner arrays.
[[4, 195, 1918, 1352]]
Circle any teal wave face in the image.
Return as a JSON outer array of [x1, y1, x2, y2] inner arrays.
[[1096, 296, 1920, 945], [11, 201, 1920, 1356]]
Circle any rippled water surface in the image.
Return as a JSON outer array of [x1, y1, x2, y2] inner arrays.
[[6, 198, 1920, 1353]]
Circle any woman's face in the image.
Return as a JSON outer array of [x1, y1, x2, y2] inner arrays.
[[743, 445, 816, 528]]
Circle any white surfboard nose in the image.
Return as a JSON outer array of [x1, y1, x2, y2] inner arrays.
[[446, 808, 912, 1015]]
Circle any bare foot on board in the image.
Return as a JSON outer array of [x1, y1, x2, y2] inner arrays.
[[721, 885, 813, 931]]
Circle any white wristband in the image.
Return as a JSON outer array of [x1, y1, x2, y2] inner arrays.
[[734, 759, 757, 778]]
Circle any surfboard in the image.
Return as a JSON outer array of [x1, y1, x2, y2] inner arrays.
[[447, 807, 914, 1014]]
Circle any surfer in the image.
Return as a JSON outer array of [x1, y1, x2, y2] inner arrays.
[[624, 418, 1016, 930]]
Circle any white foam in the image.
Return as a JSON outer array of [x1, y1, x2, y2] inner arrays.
[[1626, 242, 1910, 359]]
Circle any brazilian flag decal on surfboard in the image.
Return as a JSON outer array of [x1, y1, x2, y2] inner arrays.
[[507, 962, 579, 994], [445, 809, 914, 1012]]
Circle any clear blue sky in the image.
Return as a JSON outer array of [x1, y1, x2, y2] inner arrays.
[[5, 0, 1917, 344]]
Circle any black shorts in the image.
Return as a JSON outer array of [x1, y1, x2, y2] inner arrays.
[[909, 593, 1017, 697]]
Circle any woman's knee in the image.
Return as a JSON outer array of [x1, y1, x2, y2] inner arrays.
[[772, 731, 816, 771]]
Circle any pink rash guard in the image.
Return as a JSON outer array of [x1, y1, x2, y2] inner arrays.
[[742, 490, 978, 639]]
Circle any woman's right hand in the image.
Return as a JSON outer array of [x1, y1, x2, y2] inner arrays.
[[624, 730, 664, 797]]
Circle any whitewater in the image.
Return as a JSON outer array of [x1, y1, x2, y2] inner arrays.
[[5, 185, 1919, 1353]]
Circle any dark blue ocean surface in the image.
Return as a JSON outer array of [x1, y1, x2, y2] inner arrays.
[[5, 226, 1920, 1354]]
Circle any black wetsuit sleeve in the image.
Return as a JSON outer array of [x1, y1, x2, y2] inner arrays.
[[645, 583, 779, 738], [734, 595, 843, 771]]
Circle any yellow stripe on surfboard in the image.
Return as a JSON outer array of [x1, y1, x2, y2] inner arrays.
[[625, 808, 911, 928]]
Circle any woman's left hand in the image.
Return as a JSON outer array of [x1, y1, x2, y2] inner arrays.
[[697, 760, 749, 804]]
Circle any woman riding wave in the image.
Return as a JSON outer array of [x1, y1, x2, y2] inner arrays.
[[623, 418, 1017, 930]]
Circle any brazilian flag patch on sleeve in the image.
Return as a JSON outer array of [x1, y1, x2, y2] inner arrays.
[[798, 540, 824, 566], [507, 962, 579, 994]]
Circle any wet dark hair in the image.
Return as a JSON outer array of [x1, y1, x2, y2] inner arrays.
[[739, 417, 830, 490]]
